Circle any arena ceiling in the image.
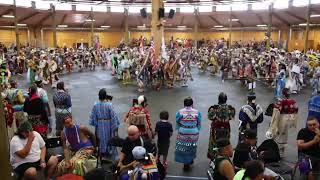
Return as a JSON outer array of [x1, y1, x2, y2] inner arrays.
[[0, 0, 319, 30]]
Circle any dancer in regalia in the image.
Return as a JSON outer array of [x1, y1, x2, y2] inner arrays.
[[27, 55, 37, 85], [275, 69, 286, 99], [308, 68, 320, 122], [266, 88, 298, 157], [121, 52, 131, 85], [311, 67, 320, 96], [238, 92, 264, 143], [111, 50, 118, 76], [207, 92, 235, 159], [175, 97, 201, 171], [165, 55, 177, 88]]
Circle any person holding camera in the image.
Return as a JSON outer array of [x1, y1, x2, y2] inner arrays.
[[118, 125, 155, 180]]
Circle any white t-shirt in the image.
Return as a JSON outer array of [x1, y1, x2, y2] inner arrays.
[[10, 131, 45, 168]]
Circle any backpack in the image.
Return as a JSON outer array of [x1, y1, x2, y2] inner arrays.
[[257, 139, 280, 163], [265, 103, 274, 116], [126, 108, 152, 139], [127, 108, 147, 127]]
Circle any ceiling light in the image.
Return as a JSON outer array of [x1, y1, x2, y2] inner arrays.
[[58, 25, 68, 28], [2, 15, 14, 18], [137, 25, 146, 28], [311, 14, 320, 17], [177, 25, 187, 28], [85, 19, 95, 22], [257, 24, 267, 27], [229, 18, 239, 21], [298, 23, 320, 26], [100, 25, 110, 28], [17, 24, 27, 26], [214, 25, 223, 28]]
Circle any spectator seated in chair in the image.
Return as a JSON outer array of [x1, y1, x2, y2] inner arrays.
[[211, 138, 235, 180], [233, 129, 259, 169], [10, 121, 58, 180], [55, 116, 97, 177], [130, 146, 159, 180], [118, 125, 155, 180], [297, 116, 320, 180]]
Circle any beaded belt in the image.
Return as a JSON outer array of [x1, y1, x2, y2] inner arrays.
[[97, 119, 111, 121]]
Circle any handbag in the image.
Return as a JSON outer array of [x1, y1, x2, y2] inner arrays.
[[265, 103, 274, 116], [83, 155, 98, 174], [105, 125, 119, 162]]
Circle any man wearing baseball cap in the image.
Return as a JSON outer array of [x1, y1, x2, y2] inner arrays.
[[233, 129, 258, 169]]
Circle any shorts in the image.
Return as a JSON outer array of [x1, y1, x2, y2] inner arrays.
[[55, 111, 71, 131], [298, 153, 320, 171], [157, 142, 170, 156], [14, 160, 40, 177]]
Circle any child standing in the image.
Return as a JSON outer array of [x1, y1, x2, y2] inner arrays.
[[155, 111, 173, 167]]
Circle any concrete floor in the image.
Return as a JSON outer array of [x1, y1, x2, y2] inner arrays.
[[16, 68, 312, 179]]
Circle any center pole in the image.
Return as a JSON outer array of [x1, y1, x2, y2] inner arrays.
[[228, 7, 232, 48], [90, 7, 94, 47], [304, 0, 311, 53], [151, 0, 164, 58], [51, 4, 57, 48], [266, 3, 273, 51], [13, 0, 20, 51]]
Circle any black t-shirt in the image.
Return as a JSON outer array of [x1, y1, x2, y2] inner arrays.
[[121, 137, 154, 165], [155, 121, 173, 144], [297, 128, 320, 158]]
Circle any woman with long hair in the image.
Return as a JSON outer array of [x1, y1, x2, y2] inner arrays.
[[175, 97, 202, 171], [89, 88, 119, 160]]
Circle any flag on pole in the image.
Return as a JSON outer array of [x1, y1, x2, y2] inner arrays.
[[161, 34, 168, 61], [150, 38, 157, 72], [139, 37, 144, 56]]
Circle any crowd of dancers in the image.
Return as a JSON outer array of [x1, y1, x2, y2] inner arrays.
[[1, 37, 320, 97], [1, 37, 320, 180]]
